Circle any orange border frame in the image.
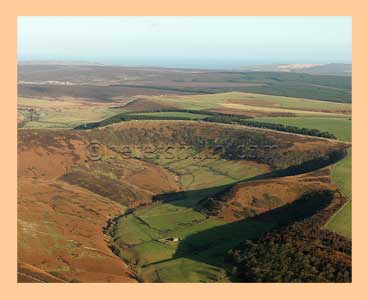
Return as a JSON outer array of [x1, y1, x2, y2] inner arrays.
[[1, 1, 366, 299]]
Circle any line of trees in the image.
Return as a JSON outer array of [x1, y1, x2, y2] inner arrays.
[[203, 116, 337, 139], [75, 108, 337, 140]]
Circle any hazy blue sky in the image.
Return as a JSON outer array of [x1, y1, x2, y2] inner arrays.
[[18, 16, 352, 68]]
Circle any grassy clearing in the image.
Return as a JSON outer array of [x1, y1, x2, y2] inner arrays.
[[326, 150, 352, 238], [253, 117, 351, 142]]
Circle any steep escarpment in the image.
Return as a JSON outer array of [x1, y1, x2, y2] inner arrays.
[[17, 129, 180, 282], [199, 168, 336, 221], [87, 120, 348, 170]]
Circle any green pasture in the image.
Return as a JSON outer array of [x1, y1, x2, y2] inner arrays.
[[325, 150, 352, 238], [254, 116, 351, 142]]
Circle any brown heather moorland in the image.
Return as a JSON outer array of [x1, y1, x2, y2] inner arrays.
[[18, 121, 349, 282]]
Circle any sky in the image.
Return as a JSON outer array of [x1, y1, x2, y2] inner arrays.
[[18, 16, 352, 68]]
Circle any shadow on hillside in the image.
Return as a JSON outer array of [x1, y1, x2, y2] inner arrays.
[[152, 171, 278, 209], [147, 190, 334, 272], [140, 151, 344, 282], [153, 148, 345, 209]]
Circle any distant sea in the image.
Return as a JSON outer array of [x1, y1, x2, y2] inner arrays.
[[18, 56, 335, 70]]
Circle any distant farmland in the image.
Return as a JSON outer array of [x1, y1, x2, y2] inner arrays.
[[143, 92, 351, 116], [19, 65, 352, 102], [253, 117, 351, 142]]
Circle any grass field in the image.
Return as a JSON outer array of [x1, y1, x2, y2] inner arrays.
[[253, 117, 352, 142], [325, 149, 352, 238], [18, 97, 125, 128], [326, 202, 351, 238], [146, 92, 351, 115], [222, 103, 346, 117], [113, 196, 276, 282], [129, 111, 209, 120], [112, 153, 270, 282], [18, 97, 82, 108], [151, 148, 269, 190]]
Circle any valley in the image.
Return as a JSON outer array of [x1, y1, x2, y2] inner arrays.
[[17, 64, 352, 283]]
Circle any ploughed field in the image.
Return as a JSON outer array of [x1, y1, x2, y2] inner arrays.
[[18, 120, 351, 282]]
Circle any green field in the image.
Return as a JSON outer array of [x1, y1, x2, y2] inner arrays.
[[18, 97, 125, 128], [325, 150, 352, 238], [18, 97, 82, 108], [331, 149, 352, 198], [111, 153, 270, 282], [151, 148, 268, 190], [112, 195, 275, 282], [253, 116, 352, 142], [147, 92, 351, 115], [326, 202, 351, 238], [22, 108, 124, 129], [129, 111, 209, 120]]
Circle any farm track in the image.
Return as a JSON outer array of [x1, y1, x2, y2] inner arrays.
[[17, 272, 47, 283]]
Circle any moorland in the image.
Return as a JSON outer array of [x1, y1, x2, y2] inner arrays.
[[18, 63, 352, 282]]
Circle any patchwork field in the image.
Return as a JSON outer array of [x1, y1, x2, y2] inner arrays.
[[141, 92, 351, 116], [18, 91, 352, 130]]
